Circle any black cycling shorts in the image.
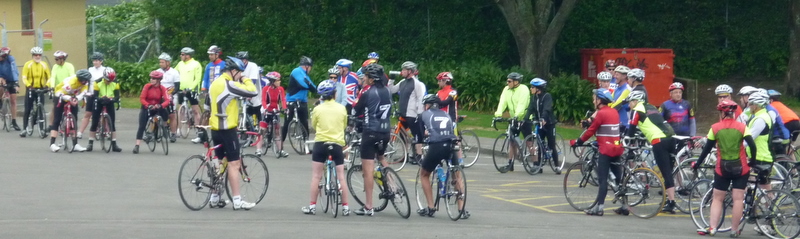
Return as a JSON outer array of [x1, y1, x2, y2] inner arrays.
[[312, 142, 344, 165], [177, 91, 199, 106], [84, 95, 95, 113], [402, 117, 424, 144], [360, 132, 390, 160], [713, 172, 748, 191], [211, 129, 241, 162], [3, 83, 18, 94], [421, 142, 457, 172]]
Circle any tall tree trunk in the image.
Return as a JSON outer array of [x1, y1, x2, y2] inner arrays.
[[788, 0, 800, 98], [496, 0, 578, 78]]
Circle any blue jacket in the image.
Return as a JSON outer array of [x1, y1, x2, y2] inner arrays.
[[0, 55, 19, 83], [613, 83, 630, 127], [201, 59, 226, 90], [766, 105, 791, 140], [286, 66, 316, 102]]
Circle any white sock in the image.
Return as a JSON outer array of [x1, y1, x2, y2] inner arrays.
[[309, 204, 316, 209], [210, 194, 220, 202], [233, 195, 242, 204]]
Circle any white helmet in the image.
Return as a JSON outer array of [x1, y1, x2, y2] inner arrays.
[[180, 47, 194, 55], [53, 50, 68, 58], [627, 90, 646, 102], [30, 46, 43, 55], [715, 84, 733, 95], [738, 86, 758, 96], [158, 52, 172, 62], [614, 65, 631, 74], [757, 88, 768, 95], [628, 68, 645, 81], [748, 92, 769, 106], [597, 72, 612, 81]]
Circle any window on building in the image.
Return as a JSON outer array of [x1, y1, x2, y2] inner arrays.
[[21, 0, 33, 30]]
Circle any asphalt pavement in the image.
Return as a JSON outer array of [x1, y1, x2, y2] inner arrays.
[[0, 108, 769, 238]]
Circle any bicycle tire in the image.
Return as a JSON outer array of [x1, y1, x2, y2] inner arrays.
[[689, 179, 714, 229], [98, 115, 107, 153], [27, 106, 36, 136], [386, 133, 408, 171], [414, 168, 434, 211], [346, 165, 387, 212], [624, 167, 667, 219], [330, 168, 340, 218], [146, 119, 157, 152], [383, 167, 411, 219], [673, 158, 708, 214], [37, 104, 47, 138], [553, 133, 567, 171], [459, 130, 481, 168], [444, 166, 466, 221], [1, 98, 9, 132], [578, 148, 600, 187], [563, 162, 598, 211], [522, 134, 541, 175], [66, 117, 77, 153], [224, 154, 270, 204], [320, 180, 329, 214], [178, 105, 190, 139], [288, 121, 308, 155], [771, 163, 793, 191], [755, 189, 800, 239], [178, 155, 213, 211], [161, 125, 170, 155], [492, 133, 512, 173]]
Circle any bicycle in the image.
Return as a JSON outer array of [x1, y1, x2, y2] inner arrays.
[[454, 115, 481, 168], [524, 120, 566, 175], [387, 113, 419, 171], [236, 97, 259, 146], [177, 90, 198, 139], [26, 88, 50, 138], [253, 110, 282, 158], [287, 101, 309, 155], [564, 141, 667, 218], [178, 126, 270, 211], [346, 151, 411, 218], [0, 83, 10, 132], [691, 165, 800, 238], [95, 98, 118, 153], [414, 139, 468, 221], [490, 118, 533, 173], [142, 108, 170, 155], [318, 147, 344, 218], [57, 101, 78, 153]]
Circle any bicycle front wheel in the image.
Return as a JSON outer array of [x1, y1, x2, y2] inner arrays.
[[288, 121, 308, 155], [178, 105, 190, 139], [673, 158, 712, 214], [386, 133, 408, 171], [178, 155, 213, 211], [26, 106, 36, 136], [550, 134, 566, 173], [757, 189, 800, 239], [522, 134, 541, 175], [225, 154, 269, 204], [347, 165, 387, 212], [145, 120, 157, 152], [444, 166, 467, 221], [414, 168, 434, 211], [384, 167, 411, 219], [161, 125, 170, 155], [492, 133, 512, 173], [563, 162, 598, 211], [459, 130, 481, 168], [1, 98, 9, 132], [689, 179, 714, 229], [37, 104, 47, 138], [623, 167, 667, 219], [97, 115, 107, 153]]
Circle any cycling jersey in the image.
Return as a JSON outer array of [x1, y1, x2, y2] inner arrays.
[[337, 71, 359, 106], [771, 101, 800, 124], [437, 85, 458, 121], [21, 60, 49, 89], [388, 77, 426, 118], [611, 83, 631, 127], [209, 73, 258, 130], [579, 105, 623, 157], [707, 119, 751, 176], [95, 81, 120, 99], [88, 66, 106, 93], [201, 58, 225, 90], [524, 92, 555, 124], [0, 55, 19, 83], [311, 100, 347, 146], [353, 85, 392, 133], [54, 76, 89, 101], [660, 99, 696, 136], [139, 83, 170, 108], [157, 67, 180, 93], [242, 61, 261, 106], [629, 102, 675, 143], [494, 84, 530, 120], [261, 85, 286, 112], [747, 108, 773, 163], [175, 58, 203, 91], [48, 62, 75, 88], [421, 108, 457, 143], [286, 66, 316, 103]]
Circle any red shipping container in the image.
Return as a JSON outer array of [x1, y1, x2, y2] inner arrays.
[[580, 48, 675, 107]]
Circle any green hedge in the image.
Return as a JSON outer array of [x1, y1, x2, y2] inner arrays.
[[105, 60, 159, 95]]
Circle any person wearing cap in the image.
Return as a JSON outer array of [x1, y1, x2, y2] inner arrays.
[[768, 90, 800, 142], [387, 61, 427, 165], [19, 47, 50, 137], [335, 59, 360, 112], [156, 52, 180, 142], [79, 52, 108, 138], [236, 51, 262, 127], [493, 72, 531, 172], [610, 65, 632, 133], [175, 47, 203, 139], [282, 56, 317, 154], [660, 82, 696, 137], [714, 84, 742, 118]]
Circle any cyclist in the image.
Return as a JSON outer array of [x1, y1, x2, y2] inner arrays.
[[335, 59, 360, 112], [524, 78, 559, 174], [80, 52, 107, 138], [744, 92, 777, 235], [628, 68, 647, 102], [604, 60, 617, 88], [156, 53, 180, 143], [739, 87, 791, 155], [768, 90, 800, 142], [282, 56, 317, 154], [660, 82, 696, 138], [715, 84, 742, 118], [417, 94, 469, 219], [132, 71, 171, 154], [47, 51, 75, 126], [237, 51, 262, 129], [493, 72, 531, 172], [693, 100, 756, 237], [570, 88, 623, 216], [175, 47, 203, 139], [258, 71, 289, 157], [208, 56, 259, 210], [597, 71, 614, 94], [352, 63, 392, 216], [302, 80, 351, 216], [387, 61, 427, 165], [48, 70, 92, 152], [86, 68, 122, 152], [610, 66, 631, 133], [0, 47, 21, 131], [327, 67, 348, 107], [19, 47, 50, 137], [195, 45, 225, 144], [626, 90, 679, 214], [435, 72, 465, 165], [358, 59, 377, 75]]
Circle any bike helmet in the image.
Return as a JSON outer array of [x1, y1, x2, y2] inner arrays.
[[103, 68, 116, 82], [530, 78, 547, 88], [265, 71, 281, 80], [235, 51, 249, 60], [207, 45, 221, 54], [401, 61, 417, 71], [299, 56, 313, 66], [614, 65, 630, 74], [669, 82, 684, 91], [30, 46, 43, 55], [363, 63, 384, 80], [715, 84, 733, 95], [76, 69, 92, 83], [224, 56, 245, 71], [628, 68, 645, 82], [436, 72, 454, 82], [605, 60, 616, 68], [738, 86, 757, 96], [149, 70, 164, 80], [180, 47, 194, 55], [367, 52, 379, 59], [717, 100, 739, 113], [53, 50, 68, 59], [336, 59, 353, 68], [593, 88, 614, 103], [91, 52, 104, 61], [317, 80, 337, 97], [0, 47, 10, 57], [362, 59, 377, 67], [597, 72, 613, 82], [768, 89, 782, 100], [748, 92, 769, 106], [422, 94, 439, 105], [757, 88, 768, 95], [507, 72, 523, 81], [627, 90, 646, 102], [158, 52, 172, 62], [328, 67, 340, 76]]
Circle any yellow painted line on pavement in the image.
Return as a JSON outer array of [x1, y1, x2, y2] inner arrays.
[[499, 181, 541, 187], [509, 196, 558, 202], [484, 194, 693, 218], [482, 195, 582, 214]]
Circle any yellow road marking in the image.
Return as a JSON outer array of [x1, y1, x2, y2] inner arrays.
[[482, 194, 692, 217], [499, 181, 541, 187]]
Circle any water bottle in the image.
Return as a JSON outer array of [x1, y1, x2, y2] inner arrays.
[[374, 166, 383, 186], [436, 166, 446, 194], [212, 157, 221, 174]]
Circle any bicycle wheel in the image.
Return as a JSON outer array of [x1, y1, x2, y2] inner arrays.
[[459, 130, 481, 168], [288, 121, 308, 155], [414, 168, 435, 211], [27, 106, 36, 136], [563, 162, 598, 211], [444, 166, 467, 221], [225, 154, 269, 204], [346, 165, 387, 212], [1, 98, 9, 132], [59, 118, 72, 152], [756, 189, 800, 239], [66, 117, 77, 153], [550, 134, 566, 172], [623, 167, 667, 219], [492, 133, 512, 173], [689, 179, 714, 229], [161, 125, 170, 155], [329, 171, 340, 218], [386, 133, 408, 171], [178, 155, 213, 211], [145, 119, 157, 152], [383, 167, 410, 219], [37, 104, 47, 139], [771, 163, 794, 191], [521, 134, 541, 175], [97, 115, 107, 153], [178, 105, 190, 139], [673, 159, 712, 214]]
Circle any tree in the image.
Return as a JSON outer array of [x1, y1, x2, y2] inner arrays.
[[495, 0, 578, 78], [788, 0, 800, 98]]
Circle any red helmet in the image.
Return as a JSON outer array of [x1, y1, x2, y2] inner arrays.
[[605, 59, 616, 68], [669, 82, 684, 91], [265, 71, 281, 80], [362, 59, 377, 67], [104, 68, 117, 82], [149, 70, 163, 80], [717, 100, 738, 113], [0, 47, 10, 57], [436, 72, 453, 81]]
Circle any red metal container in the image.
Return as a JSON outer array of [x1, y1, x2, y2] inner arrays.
[[581, 48, 675, 107]]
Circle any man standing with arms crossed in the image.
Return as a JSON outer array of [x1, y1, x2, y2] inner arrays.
[[387, 61, 426, 165]]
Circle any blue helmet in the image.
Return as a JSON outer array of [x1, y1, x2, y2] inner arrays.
[[224, 56, 245, 71], [367, 52, 379, 59], [317, 80, 337, 97], [336, 59, 353, 68], [593, 88, 613, 102], [530, 78, 547, 88]]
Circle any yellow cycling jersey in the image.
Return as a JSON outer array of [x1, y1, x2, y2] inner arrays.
[[311, 100, 348, 146], [95, 81, 120, 99], [54, 76, 89, 101], [209, 73, 258, 130], [22, 60, 50, 89]]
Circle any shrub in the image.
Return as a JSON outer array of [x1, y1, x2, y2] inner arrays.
[[547, 72, 596, 124], [105, 60, 159, 95]]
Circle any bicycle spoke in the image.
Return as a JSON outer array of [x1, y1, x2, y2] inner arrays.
[[178, 155, 213, 210]]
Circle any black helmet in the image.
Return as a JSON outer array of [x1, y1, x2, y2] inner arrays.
[[507, 72, 523, 81], [235, 51, 249, 60], [91, 52, 104, 61], [299, 56, 313, 66], [422, 94, 439, 105], [224, 56, 245, 71], [363, 63, 384, 80], [76, 69, 92, 83]]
